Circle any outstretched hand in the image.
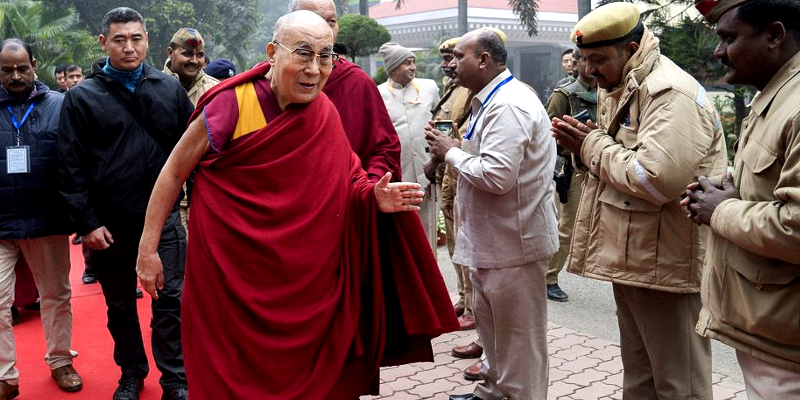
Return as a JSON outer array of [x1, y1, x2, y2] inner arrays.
[[374, 172, 424, 213], [681, 172, 740, 226]]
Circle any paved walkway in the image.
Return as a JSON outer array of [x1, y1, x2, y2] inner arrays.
[[361, 321, 747, 400]]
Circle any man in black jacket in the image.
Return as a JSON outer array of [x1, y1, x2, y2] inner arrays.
[[0, 38, 82, 399], [58, 7, 192, 400]]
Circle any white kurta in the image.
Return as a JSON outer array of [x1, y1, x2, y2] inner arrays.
[[378, 78, 441, 250]]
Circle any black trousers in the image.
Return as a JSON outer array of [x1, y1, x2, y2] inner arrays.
[[92, 210, 187, 391]]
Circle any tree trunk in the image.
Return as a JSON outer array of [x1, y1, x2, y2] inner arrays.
[[360, 0, 369, 15], [458, 0, 468, 35], [578, 0, 591, 19]]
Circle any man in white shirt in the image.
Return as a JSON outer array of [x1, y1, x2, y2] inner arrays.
[[378, 42, 440, 250], [426, 28, 557, 400]]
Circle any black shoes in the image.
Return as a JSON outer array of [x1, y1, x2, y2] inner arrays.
[[448, 394, 485, 400], [82, 269, 97, 284], [161, 387, 188, 400], [113, 374, 143, 400], [546, 283, 569, 302]]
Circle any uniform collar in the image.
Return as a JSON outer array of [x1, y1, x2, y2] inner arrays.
[[163, 58, 209, 89], [750, 51, 800, 117]]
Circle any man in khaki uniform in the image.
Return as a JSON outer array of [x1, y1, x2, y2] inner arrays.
[[163, 28, 219, 231], [684, 0, 800, 398], [429, 37, 478, 332], [163, 28, 219, 106], [552, 3, 728, 399]]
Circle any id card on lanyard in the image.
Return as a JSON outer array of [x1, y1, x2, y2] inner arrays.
[[464, 75, 514, 141], [6, 103, 34, 174]]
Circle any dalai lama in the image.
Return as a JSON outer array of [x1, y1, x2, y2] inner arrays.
[[135, 10, 458, 400]]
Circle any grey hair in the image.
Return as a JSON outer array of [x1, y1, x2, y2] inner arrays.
[[287, 0, 336, 13]]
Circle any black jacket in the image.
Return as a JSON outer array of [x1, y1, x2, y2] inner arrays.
[[58, 60, 193, 235], [0, 81, 72, 239]]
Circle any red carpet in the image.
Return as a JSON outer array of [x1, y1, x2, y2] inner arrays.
[[13, 238, 162, 399]]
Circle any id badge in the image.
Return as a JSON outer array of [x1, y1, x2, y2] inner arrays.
[[6, 145, 30, 174]]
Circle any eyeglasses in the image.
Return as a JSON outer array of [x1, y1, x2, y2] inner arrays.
[[273, 41, 339, 67]]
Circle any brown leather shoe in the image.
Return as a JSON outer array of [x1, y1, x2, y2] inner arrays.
[[452, 341, 483, 359], [458, 315, 476, 330], [0, 380, 19, 400], [51, 364, 83, 392], [464, 361, 482, 381]]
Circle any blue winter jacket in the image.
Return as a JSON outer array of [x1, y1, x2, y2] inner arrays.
[[0, 81, 73, 239]]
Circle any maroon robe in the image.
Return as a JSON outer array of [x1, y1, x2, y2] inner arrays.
[[184, 63, 458, 400], [324, 59, 401, 181]]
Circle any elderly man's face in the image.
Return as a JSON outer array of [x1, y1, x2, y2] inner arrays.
[[389, 57, 415, 86], [296, 0, 339, 39], [0, 47, 36, 98], [269, 21, 333, 108]]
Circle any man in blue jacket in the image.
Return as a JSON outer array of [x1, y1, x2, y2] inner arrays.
[[0, 38, 82, 399]]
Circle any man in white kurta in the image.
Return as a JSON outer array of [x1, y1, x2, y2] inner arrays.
[[378, 42, 441, 249]]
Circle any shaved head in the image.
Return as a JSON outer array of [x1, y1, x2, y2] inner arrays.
[[287, 0, 339, 39], [273, 10, 333, 43]]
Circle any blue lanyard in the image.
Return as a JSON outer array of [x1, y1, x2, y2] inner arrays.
[[6, 102, 35, 144], [465, 75, 514, 140]]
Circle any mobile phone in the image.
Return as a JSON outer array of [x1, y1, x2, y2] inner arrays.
[[434, 120, 454, 136]]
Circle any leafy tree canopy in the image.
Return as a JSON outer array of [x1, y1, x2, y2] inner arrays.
[[337, 13, 390, 62], [42, 0, 260, 69], [1, 0, 103, 88]]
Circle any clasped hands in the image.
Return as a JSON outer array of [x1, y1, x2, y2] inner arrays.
[[550, 115, 597, 154], [680, 172, 740, 226]]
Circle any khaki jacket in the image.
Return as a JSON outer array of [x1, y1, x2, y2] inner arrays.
[[696, 51, 800, 371], [162, 59, 219, 106], [567, 29, 728, 292], [438, 85, 473, 205]]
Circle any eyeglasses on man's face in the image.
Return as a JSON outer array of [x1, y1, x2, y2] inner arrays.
[[273, 41, 339, 67]]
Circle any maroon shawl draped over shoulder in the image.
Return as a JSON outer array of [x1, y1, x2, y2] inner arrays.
[[324, 59, 401, 181], [183, 63, 458, 400]]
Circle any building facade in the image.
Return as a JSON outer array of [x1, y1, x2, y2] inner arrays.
[[369, 0, 579, 97]]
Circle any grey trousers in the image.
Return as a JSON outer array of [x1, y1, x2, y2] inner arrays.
[[471, 261, 549, 400]]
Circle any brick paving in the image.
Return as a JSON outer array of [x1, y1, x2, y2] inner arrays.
[[360, 321, 747, 400]]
